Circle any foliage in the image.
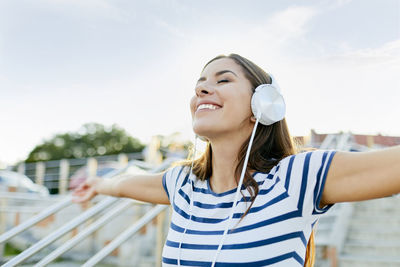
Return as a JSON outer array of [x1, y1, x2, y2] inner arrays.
[[25, 123, 145, 162], [4, 243, 22, 256]]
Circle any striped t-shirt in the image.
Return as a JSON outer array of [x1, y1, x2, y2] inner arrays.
[[162, 149, 337, 266]]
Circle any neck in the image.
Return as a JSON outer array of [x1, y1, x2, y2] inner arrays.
[[208, 127, 253, 193]]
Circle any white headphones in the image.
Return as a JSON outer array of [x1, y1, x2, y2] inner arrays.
[[251, 74, 286, 126], [179, 74, 286, 267]]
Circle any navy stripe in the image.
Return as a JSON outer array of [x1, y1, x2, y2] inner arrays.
[[232, 191, 289, 218], [257, 176, 281, 196], [162, 251, 304, 266], [170, 221, 224, 235], [190, 166, 280, 198], [173, 202, 229, 223], [312, 151, 328, 213], [171, 166, 185, 204], [166, 231, 307, 250], [177, 176, 283, 210], [193, 174, 275, 197], [171, 207, 302, 235], [313, 151, 336, 214], [175, 189, 289, 223], [162, 172, 170, 201], [178, 188, 234, 209], [194, 200, 233, 209], [179, 188, 254, 206], [311, 219, 318, 228], [297, 152, 312, 212], [284, 156, 295, 190], [229, 210, 300, 234], [180, 172, 190, 188]]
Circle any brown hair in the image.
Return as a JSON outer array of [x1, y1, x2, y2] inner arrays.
[[182, 53, 315, 267]]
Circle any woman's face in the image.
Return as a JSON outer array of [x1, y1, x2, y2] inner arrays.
[[190, 58, 254, 140]]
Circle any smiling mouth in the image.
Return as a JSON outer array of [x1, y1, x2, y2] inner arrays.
[[196, 104, 221, 112]]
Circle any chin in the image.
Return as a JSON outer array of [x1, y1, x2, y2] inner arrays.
[[192, 124, 213, 140]]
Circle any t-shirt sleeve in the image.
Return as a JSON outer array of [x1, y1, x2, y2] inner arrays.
[[281, 150, 337, 216], [303, 150, 337, 215], [162, 165, 185, 203]]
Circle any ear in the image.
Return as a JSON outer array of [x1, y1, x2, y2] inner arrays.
[[250, 115, 257, 123]]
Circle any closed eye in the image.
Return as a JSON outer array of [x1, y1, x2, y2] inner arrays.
[[217, 79, 229, 84]]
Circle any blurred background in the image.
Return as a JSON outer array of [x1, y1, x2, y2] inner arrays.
[[1, 0, 399, 167], [0, 0, 399, 266]]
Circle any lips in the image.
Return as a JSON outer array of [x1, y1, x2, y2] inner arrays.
[[196, 101, 222, 112], [197, 104, 221, 111]]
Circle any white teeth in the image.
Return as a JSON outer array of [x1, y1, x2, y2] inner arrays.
[[197, 104, 220, 111]]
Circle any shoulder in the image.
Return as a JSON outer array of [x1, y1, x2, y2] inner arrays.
[[276, 150, 337, 186], [279, 150, 337, 166]]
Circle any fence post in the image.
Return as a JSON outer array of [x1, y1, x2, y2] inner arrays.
[[35, 162, 45, 186], [17, 162, 25, 175], [87, 158, 98, 178], [155, 209, 166, 267], [0, 197, 7, 258], [118, 154, 129, 167], [58, 159, 70, 194]]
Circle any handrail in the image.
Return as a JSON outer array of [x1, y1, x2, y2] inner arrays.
[[0, 192, 61, 201], [319, 134, 336, 149], [35, 199, 133, 266], [82, 204, 168, 267], [1, 197, 118, 267], [314, 132, 356, 266], [0, 207, 59, 213], [1, 157, 179, 266], [0, 158, 157, 245], [0, 196, 73, 244]]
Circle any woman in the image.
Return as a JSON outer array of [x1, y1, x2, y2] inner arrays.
[[73, 54, 400, 266]]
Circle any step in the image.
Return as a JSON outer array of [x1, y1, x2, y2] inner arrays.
[[343, 241, 400, 257], [348, 229, 400, 242], [314, 259, 331, 267], [354, 197, 400, 211], [348, 224, 400, 234], [353, 208, 400, 216], [349, 215, 400, 227], [340, 254, 400, 267]]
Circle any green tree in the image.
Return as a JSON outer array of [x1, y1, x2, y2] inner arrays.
[[25, 123, 145, 162]]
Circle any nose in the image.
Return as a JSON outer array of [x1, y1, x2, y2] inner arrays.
[[195, 83, 215, 97]]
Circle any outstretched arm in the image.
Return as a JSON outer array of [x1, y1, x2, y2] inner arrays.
[[72, 172, 169, 205], [321, 145, 400, 206]]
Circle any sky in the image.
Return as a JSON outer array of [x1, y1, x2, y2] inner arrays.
[[0, 0, 399, 166]]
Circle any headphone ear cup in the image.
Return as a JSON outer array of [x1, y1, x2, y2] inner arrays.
[[251, 83, 286, 126]]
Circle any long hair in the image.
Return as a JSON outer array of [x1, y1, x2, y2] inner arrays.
[[182, 53, 315, 267]]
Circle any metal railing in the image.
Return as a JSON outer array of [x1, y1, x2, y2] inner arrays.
[[35, 199, 134, 266], [82, 204, 168, 267], [0, 196, 73, 244], [1, 197, 118, 267], [1, 157, 179, 266], [15, 152, 144, 194], [314, 133, 358, 267]]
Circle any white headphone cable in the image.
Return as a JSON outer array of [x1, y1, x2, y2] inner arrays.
[[177, 135, 198, 266], [210, 118, 260, 267]]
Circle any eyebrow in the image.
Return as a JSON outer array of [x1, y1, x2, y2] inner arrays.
[[197, 70, 238, 83]]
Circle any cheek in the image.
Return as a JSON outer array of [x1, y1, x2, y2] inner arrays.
[[231, 93, 252, 117], [190, 96, 196, 117]]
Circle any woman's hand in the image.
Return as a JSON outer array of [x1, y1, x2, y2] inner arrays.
[[72, 176, 102, 203]]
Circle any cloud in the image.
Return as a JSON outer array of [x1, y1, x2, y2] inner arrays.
[[36, 0, 132, 23], [256, 6, 318, 45], [324, 39, 400, 66], [154, 18, 186, 39], [281, 38, 400, 136]]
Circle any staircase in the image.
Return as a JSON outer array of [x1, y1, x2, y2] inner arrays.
[[339, 195, 400, 267]]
